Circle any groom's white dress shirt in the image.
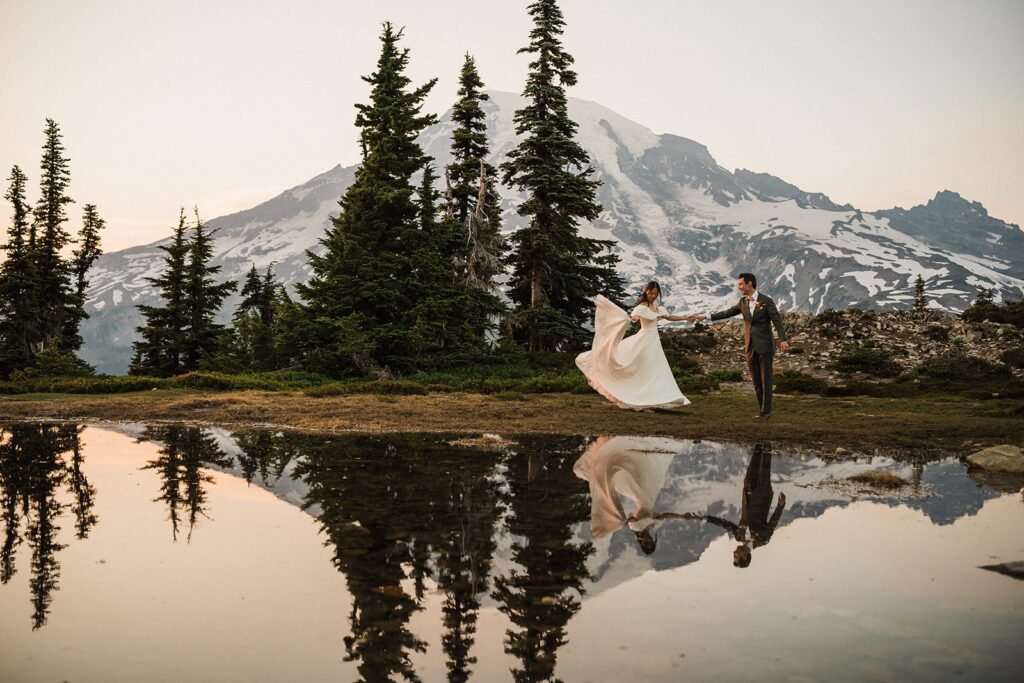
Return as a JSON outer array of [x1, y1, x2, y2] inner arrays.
[[699, 290, 758, 322]]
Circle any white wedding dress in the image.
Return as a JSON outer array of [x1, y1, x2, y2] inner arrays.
[[575, 295, 691, 410], [572, 435, 680, 539]]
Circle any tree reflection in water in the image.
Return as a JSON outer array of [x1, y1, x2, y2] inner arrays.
[[290, 433, 508, 683], [137, 426, 234, 542], [0, 423, 97, 629], [233, 431, 593, 683], [490, 437, 593, 683]]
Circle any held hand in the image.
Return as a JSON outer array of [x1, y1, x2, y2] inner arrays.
[[779, 341, 790, 353]]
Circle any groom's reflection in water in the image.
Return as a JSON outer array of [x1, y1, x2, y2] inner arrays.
[[699, 441, 785, 568]]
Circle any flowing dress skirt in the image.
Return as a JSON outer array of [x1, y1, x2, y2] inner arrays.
[[575, 295, 691, 410]]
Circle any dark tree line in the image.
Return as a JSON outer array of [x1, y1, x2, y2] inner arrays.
[[120, 0, 623, 379], [0, 120, 105, 379]]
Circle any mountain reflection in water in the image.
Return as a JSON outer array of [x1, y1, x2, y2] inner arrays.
[[1, 423, 1022, 683]]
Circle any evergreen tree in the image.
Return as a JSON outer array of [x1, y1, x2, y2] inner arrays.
[[446, 54, 507, 335], [72, 204, 104, 300], [130, 209, 191, 376], [60, 204, 105, 352], [913, 274, 926, 315], [181, 208, 236, 370], [402, 162, 492, 364], [296, 22, 439, 375], [961, 287, 998, 323], [227, 263, 283, 371], [31, 119, 77, 353], [500, 0, 624, 351], [0, 166, 36, 375]]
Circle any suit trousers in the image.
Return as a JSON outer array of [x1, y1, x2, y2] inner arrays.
[[747, 349, 774, 414]]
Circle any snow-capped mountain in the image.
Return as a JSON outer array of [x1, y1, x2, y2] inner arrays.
[[80, 91, 1024, 374]]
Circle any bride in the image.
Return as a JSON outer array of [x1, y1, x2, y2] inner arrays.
[[576, 281, 697, 411]]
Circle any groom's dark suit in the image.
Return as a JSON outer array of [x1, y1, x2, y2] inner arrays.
[[710, 292, 788, 414]]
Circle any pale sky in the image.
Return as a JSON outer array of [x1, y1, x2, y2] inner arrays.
[[1, 0, 1022, 251]]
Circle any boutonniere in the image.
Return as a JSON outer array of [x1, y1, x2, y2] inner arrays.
[[754, 302, 763, 310]]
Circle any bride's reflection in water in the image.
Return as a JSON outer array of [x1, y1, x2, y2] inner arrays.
[[573, 435, 695, 555], [698, 441, 785, 568], [0, 423, 97, 629]]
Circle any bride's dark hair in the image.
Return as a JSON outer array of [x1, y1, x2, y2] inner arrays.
[[634, 281, 661, 307]]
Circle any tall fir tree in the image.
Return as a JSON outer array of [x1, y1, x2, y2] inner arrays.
[[500, 0, 623, 351], [181, 208, 236, 370], [404, 163, 491, 363], [296, 22, 440, 375], [72, 205, 104, 301], [130, 209, 191, 375], [227, 263, 282, 371], [446, 54, 507, 334], [913, 274, 926, 315], [60, 204, 105, 352], [0, 166, 36, 375], [131, 208, 235, 375], [31, 118, 77, 353]]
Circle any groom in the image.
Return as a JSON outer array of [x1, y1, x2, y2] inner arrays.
[[693, 273, 789, 419]]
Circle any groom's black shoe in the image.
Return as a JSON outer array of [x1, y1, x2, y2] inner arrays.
[[758, 412, 771, 420]]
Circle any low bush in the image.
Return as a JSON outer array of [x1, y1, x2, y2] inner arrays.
[[304, 380, 429, 397], [3, 375, 166, 394], [1000, 346, 1024, 370], [774, 370, 827, 394], [834, 342, 901, 378], [912, 350, 1008, 381], [822, 381, 917, 398], [923, 325, 950, 342], [664, 330, 718, 353]]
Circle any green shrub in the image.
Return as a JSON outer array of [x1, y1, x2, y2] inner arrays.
[[167, 372, 287, 391], [676, 371, 739, 393], [962, 295, 1023, 327], [0, 381, 29, 395], [707, 369, 744, 382], [834, 342, 901, 378], [814, 309, 848, 337], [304, 380, 429, 397], [913, 351, 1008, 381], [9, 346, 96, 380], [822, 381, 917, 398], [775, 370, 827, 394], [2, 375, 166, 394], [668, 354, 702, 376], [1000, 347, 1024, 369], [664, 331, 718, 353]]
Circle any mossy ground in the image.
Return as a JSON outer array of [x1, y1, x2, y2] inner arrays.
[[2, 387, 1021, 450]]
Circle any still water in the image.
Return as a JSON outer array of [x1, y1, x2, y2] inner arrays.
[[0, 423, 1021, 682]]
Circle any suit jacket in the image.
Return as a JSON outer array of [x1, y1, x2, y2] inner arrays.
[[710, 292, 788, 355]]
